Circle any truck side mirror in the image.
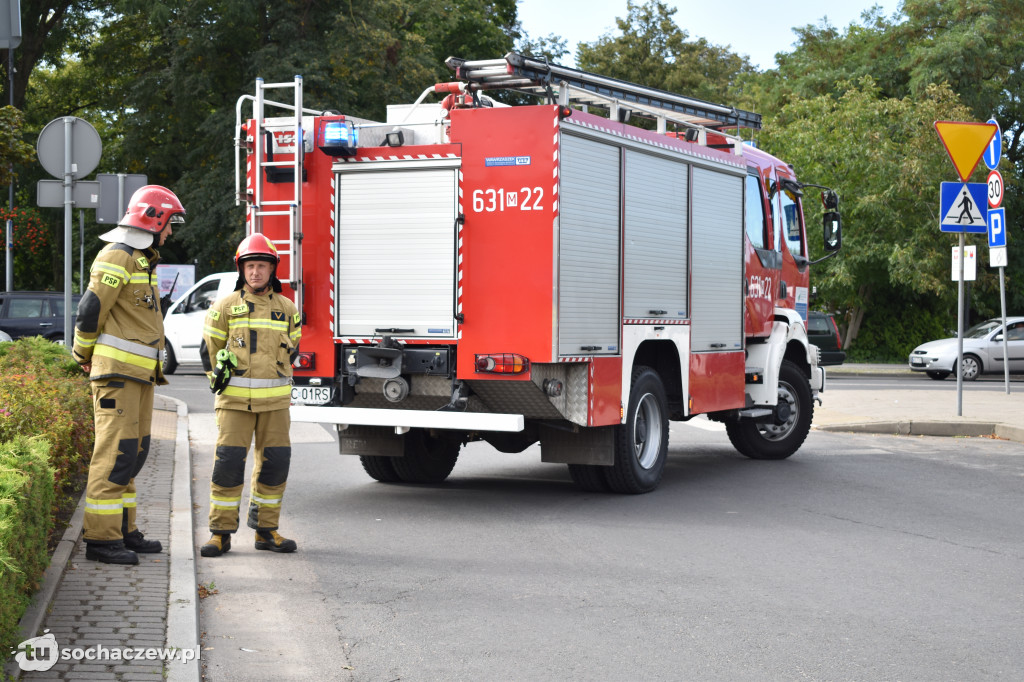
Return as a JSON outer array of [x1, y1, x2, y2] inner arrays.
[[823, 212, 841, 252]]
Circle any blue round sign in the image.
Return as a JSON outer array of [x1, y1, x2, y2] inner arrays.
[[984, 117, 1001, 170]]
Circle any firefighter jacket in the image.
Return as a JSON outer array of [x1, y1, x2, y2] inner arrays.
[[203, 289, 301, 412], [72, 243, 166, 386]]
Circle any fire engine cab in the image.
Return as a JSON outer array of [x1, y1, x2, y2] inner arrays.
[[236, 53, 842, 493]]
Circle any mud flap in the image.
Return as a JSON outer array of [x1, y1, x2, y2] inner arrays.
[[539, 424, 615, 465]]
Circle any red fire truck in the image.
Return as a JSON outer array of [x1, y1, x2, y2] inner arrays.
[[235, 53, 842, 494]]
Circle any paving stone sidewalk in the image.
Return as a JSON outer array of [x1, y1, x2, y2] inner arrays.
[[12, 400, 198, 682]]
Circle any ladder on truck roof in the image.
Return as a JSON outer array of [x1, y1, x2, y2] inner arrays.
[[236, 76, 305, 314], [447, 52, 761, 135]]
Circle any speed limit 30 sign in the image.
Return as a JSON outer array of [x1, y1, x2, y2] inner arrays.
[[987, 169, 1003, 208]]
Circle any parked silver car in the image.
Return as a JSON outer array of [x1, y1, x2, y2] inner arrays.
[[909, 316, 1024, 380]]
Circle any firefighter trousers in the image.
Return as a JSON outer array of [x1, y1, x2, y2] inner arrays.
[[84, 378, 153, 544], [208, 408, 291, 534]]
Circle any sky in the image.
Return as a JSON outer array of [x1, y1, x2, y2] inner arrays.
[[517, 0, 904, 71]]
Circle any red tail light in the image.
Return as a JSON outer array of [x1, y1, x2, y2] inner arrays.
[[475, 353, 530, 374], [293, 352, 315, 370], [830, 316, 842, 350]]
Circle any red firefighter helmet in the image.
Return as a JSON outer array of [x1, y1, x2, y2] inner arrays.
[[234, 233, 280, 266], [119, 185, 186, 234], [233, 233, 282, 292]]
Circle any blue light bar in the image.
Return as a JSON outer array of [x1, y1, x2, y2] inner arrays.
[[318, 119, 358, 156]]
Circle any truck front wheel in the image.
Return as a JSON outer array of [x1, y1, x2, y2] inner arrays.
[[606, 366, 668, 494], [726, 359, 812, 460], [392, 428, 461, 483]]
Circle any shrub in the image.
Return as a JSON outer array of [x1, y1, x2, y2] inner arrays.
[[0, 337, 93, 507], [0, 437, 55, 654]]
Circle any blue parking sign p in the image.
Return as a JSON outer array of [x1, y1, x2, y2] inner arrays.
[[988, 207, 1006, 248]]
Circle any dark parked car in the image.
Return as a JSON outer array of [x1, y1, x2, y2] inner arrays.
[[807, 311, 846, 366], [0, 291, 82, 344]]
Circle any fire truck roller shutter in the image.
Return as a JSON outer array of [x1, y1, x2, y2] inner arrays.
[[690, 167, 744, 352], [335, 163, 459, 339], [623, 150, 689, 320], [558, 134, 621, 356]]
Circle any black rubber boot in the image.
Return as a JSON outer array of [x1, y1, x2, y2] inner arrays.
[[200, 533, 231, 557], [85, 541, 139, 565], [123, 529, 163, 553], [254, 530, 297, 553]]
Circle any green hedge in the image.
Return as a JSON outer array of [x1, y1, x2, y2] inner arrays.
[[0, 337, 93, 658], [0, 337, 93, 504], [0, 437, 55, 654]]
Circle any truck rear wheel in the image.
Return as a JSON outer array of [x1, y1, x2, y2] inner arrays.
[[606, 366, 668, 494], [726, 359, 812, 460], [360, 456, 401, 483], [392, 428, 460, 483], [567, 464, 610, 492]]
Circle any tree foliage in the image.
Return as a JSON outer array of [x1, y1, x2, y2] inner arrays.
[[760, 78, 984, 355], [1, 0, 1021, 361], [576, 0, 756, 104]]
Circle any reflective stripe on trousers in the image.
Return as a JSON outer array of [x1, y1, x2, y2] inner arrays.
[[85, 379, 153, 543], [208, 408, 291, 533]]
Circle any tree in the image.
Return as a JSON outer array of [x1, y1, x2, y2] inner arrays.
[[760, 78, 986, 358], [15, 0, 520, 279], [1, 0, 103, 111], [576, 0, 756, 106]]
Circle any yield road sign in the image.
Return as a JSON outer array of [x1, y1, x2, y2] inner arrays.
[[940, 182, 988, 233], [934, 120, 998, 181], [988, 207, 1006, 248], [987, 169, 1003, 208], [984, 118, 1001, 170]]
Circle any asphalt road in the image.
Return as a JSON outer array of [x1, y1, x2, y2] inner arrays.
[[161, 374, 1024, 681]]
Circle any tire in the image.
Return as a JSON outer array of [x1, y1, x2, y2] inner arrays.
[[392, 428, 460, 484], [567, 464, 610, 492], [50, 334, 65, 346], [162, 343, 178, 375], [605, 366, 668, 494], [961, 354, 981, 381], [726, 359, 813, 461], [926, 371, 950, 380], [360, 455, 402, 483]]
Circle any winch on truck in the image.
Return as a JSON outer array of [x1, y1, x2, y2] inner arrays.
[[235, 52, 842, 494]]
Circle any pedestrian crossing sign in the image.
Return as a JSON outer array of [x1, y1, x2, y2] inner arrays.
[[940, 182, 988, 233]]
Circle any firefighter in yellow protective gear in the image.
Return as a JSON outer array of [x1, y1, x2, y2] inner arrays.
[[199, 233, 301, 557], [72, 185, 185, 565]]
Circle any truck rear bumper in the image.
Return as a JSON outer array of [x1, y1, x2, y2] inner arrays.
[[289, 406, 525, 432]]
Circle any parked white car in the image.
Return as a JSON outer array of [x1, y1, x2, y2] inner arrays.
[[162, 273, 235, 374], [908, 316, 1024, 380]]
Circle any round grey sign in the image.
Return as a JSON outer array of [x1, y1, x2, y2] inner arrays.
[[36, 117, 102, 180]]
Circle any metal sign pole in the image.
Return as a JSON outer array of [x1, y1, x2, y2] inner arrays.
[[79, 209, 84, 293], [999, 265, 1009, 394], [956, 233, 965, 416], [5, 46, 12, 291], [63, 117, 73, 341]]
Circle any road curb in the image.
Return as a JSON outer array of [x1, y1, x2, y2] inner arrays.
[[164, 396, 201, 682], [816, 420, 1023, 443]]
